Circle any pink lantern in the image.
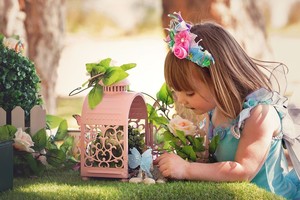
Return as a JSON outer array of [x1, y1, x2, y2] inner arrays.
[[80, 79, 152, 179]]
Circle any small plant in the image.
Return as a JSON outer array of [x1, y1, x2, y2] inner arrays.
[[0, 115, 77, 177], [73, 58, 136, 109], [128, 125, 145, 154], [0, 34, 43, 125], [148, 83, 219, 162]]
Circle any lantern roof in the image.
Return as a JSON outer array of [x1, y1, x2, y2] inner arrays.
[[81, 80, 147, 125]]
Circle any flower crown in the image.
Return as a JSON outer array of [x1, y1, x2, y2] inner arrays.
[[165, 12, 215, 68]]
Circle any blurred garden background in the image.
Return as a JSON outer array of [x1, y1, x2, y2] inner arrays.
[[1, 0, 300, 128]]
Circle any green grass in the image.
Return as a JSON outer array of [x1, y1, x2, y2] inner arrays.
[[0, 169, 284, 200], [51, 98, 284, 200]]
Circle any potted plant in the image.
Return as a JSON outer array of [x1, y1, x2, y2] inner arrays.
[[0, 125, 15, 192], [0, 34, 43, 126]]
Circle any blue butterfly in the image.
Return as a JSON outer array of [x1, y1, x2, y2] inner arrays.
[[128, 147, 153, 178]]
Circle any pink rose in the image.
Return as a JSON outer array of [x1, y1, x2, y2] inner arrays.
[[167, 115, 197, 137], [173, 45, 188, 59], [174, 30, 190, 51], [38, 155, 48, 166], [13, 128, 35, 153]]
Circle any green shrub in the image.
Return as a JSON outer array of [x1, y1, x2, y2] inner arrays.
[[0, 34, 43, 125]]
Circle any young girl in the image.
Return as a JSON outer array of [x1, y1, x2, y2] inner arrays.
[[154, 12, 300, 199]]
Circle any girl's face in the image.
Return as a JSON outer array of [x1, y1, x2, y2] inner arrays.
[[173, 79, 216, 115]]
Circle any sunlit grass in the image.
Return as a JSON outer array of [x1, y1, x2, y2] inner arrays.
[[0, 170, 284, 200]]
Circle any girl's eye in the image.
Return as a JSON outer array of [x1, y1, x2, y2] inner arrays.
[[186, 92, 195, 97]]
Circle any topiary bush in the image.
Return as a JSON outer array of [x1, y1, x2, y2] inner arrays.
[[0, 34, 43, 126]]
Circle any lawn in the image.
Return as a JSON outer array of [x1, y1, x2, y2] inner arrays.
[[44, 97, 286, 200], [0, 169, 284, 200]]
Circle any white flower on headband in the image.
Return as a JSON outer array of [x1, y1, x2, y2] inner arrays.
[[165, 12, 215, 68]]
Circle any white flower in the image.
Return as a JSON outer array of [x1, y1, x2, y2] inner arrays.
[[13, 128, 35, 153], [37, 155, 48, 166], [32, 149, 48, 165], [167, 115, 197, 137]]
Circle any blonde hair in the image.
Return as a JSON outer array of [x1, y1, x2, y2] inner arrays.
[[164, 22, 273, 119]]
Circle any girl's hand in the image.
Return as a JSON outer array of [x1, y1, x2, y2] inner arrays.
[[153, 152, 190, 180]]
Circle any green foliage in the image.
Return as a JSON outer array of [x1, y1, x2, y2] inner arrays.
[[128, 125, 145, 154], [156, 82, 174, 105], [83, 58, 136, 109], [149, 82, 219, 162], [208, 134, 220, 163], [0, 125, 17, 142], [0, 34, 42, 125], [161, 128, 205, 162], [0, 115, 77, 177], [150, 84, 206, 161], [45, 115, 77, 168]]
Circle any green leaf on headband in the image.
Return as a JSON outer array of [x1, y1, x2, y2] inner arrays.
[[202, 59, 211, 67], [169, 30, 175, 40]]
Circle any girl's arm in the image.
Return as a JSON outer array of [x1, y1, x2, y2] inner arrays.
[[154, 104, 281, 181]]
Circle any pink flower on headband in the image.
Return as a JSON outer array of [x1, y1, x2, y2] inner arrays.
[[174, 30, 190, 52], [173, 45, 188, 59], [166, 12, 215, 67]]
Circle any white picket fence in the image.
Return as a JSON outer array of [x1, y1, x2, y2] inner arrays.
[[0, 106, 46, 136]]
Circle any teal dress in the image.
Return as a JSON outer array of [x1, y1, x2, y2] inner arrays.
[[208, 88, 300, 199]]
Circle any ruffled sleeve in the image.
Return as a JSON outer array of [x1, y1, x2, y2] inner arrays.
[[232, 88, 300, 179], [230, 88, 273, 139]]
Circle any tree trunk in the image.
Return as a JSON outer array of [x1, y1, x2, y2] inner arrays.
[[0, 0, 25, 37], [22, 0, 65, 114]]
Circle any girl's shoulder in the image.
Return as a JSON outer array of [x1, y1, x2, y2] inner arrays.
[[244, 103, 281, 136], [228, 88, 286, 139], [207, 88, 286, 140]]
